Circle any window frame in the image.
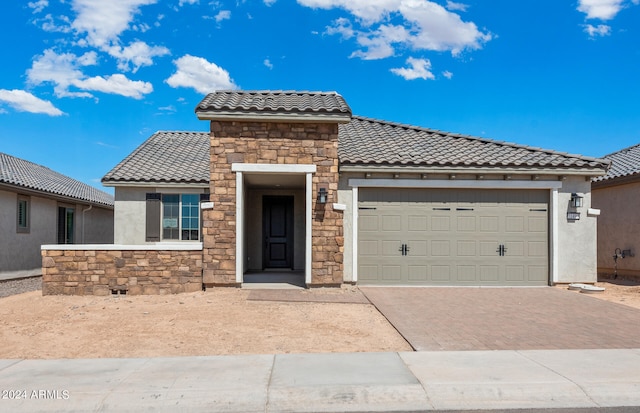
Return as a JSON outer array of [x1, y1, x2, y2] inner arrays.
[[16, 195, 30, 233], [160, 193, 202, 242]]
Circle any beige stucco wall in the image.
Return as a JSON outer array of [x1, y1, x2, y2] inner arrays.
[[1, 188, 113, 273], [113, 186, 206, 245], [555, 176, 597, 283], [592, 181, 640, 278]]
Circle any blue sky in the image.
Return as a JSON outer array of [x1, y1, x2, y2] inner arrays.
[[1, 0, 639, 193]]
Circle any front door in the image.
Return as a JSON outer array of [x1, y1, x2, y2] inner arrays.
[[263, 196, 294, 269]]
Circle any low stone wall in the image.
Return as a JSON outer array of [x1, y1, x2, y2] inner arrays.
[[41, 244, 203, 296]]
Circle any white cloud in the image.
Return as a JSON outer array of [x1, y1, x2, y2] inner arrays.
[[446, 1, 468, 12], [28, 0, 48, 13], [301, 0, 491, 60], [166, 55, 237, 94], [264, 59, 274, 69], [106, 41, 170, 73], [442, 70, 453, 79], [73, 74, 153, 99], [214, 10, 232, 23], [179, 0, 199, 5], [70, 0, 157, 48], [27, 49, 153, 99], [264, 0, 277, 5], [0, 89, 64, 116], [584, 23, 612, 36], [577, 0, 624, 20], [390, 57, 435, 80]]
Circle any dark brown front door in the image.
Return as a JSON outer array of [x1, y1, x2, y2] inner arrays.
[[263, 196, 294, 269]]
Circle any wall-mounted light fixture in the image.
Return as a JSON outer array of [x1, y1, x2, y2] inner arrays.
[[318, 186, 328, 204], [570, 193, 583, 208]]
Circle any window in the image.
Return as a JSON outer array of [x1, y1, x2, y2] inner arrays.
[[17, 195, 30, 233], [57, 206, 75, 244], [161, 194, 200, 241]]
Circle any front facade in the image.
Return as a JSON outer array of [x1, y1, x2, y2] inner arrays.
[[592, 144, 640, 280], [98, 90, 609, 290], [1, 152, 114, 274]]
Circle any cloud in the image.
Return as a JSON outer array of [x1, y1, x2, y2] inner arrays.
[[302, 0, 491, 60], [391, 57, 435, 80], [584, 23, 612, 36], [106, 41, 170, 73], [166, 55, 237, 94], [70, 0, 157, 48], [179, 0, 199, 5], [442, 70, 453, 79], [214, 10, 232, 23], [27, 49, 153, 99], [28, 0, 48, 13], [446, 1, 468, 12], [264, 0, 277, 5], [264, 59, 274, 69], [0, 89, 64, 116], [73, 74, 153, 99], [577, 0, 624, 20]]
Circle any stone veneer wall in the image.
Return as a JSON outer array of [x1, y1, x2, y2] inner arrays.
[[203, 121, 343, 286], [41, 247, 203, 295]]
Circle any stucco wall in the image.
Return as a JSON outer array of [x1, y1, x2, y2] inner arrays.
[[555, 176, 598, 283], [592, 181, 640, 278], [1, 188, 113, 273]]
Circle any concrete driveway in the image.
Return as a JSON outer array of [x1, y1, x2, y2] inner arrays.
[[360, 287, 640, 351]]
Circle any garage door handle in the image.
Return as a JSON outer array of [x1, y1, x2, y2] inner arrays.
[[359, 207, 377, 210], [496, 244, 507, 256], [398, 244, 409, 256]]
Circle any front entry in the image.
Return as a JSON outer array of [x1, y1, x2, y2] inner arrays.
[[263, 196, 294, 269]]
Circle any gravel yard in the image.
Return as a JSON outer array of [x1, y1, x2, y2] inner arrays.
[[0, 276, 41, 298]]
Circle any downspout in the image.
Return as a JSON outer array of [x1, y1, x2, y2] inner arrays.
[[82, 204, 93, 244]]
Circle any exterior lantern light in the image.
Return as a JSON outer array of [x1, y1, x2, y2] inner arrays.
[[570, 193, 583, 208], [318, 187, 328, 204]]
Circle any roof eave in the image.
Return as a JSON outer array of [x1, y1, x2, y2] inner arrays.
[[0, 182, 114, 209], [101, 180, 210, 188], [339, 164, 608, 176], [196, 110, 352, 124]]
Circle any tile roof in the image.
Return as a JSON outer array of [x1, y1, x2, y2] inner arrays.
[[592, 142, 640, 183], [339, 116, 610, 170], [195, 90, 352, 119], [0, 152, 114, 207], [102, 131, 210, 185]]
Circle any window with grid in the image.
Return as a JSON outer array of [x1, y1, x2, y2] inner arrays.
[[161, 194, 200, 241], [17, 196, 30, 233]]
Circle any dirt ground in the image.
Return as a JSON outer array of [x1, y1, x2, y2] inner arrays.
[[1, 280, 638, 360]]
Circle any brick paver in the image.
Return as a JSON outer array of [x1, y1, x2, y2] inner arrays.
[[360, 287, 640, 351]]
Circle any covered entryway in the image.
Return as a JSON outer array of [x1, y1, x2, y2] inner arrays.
[[358, 188, 549, 286]]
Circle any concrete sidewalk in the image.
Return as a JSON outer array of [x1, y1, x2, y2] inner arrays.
[[1, 349, 639, 412]]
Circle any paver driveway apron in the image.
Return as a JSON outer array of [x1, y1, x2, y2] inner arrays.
[[361, 287, 640, 351]]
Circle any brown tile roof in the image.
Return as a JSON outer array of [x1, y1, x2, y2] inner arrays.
[[101, 131, 210, 185], [593, 143, 640, 183], [0, 152, 114, 207], [339, 116, 610, 170], [195, 90, 352, 120]]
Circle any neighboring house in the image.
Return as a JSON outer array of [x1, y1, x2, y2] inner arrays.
[[592, 144, 640, 280], [98, 90, 610, 288], [0, 152, 114, 275]]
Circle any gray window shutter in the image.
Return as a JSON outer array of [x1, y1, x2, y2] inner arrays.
[[146, 193, 161, 242]]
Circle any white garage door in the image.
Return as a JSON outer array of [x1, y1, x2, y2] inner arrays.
[[358, 188, 549, 286]]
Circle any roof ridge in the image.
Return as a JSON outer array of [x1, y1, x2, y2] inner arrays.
[[602, 141, 640, 158], [350, 115, 609, 164], [212, 90, 340, 95]]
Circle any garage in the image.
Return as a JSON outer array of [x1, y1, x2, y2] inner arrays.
[[357, 187, 549, 286]]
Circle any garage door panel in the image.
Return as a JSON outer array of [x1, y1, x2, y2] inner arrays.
[[358, 188, 548, 286]]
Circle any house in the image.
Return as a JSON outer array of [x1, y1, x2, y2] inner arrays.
[[592, 143, 640, 280], [0, 152, 114, 276], [91, 90, 608, 290]]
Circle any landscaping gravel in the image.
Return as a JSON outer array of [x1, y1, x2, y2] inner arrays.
[[0, 277, 42, 298]]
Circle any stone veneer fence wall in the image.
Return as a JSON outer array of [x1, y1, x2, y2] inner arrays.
[[41, 244, 203, 295]]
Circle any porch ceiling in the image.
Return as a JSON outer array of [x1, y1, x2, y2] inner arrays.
[[243, 173, 305, 189]]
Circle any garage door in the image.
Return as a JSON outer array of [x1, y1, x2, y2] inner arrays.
[[358, 188, 549, 286]]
